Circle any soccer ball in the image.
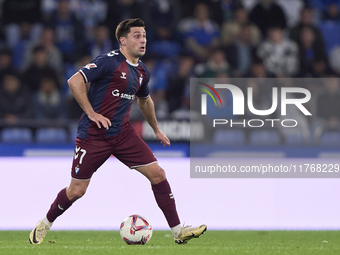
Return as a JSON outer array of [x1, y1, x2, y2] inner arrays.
[[120, 215, 153, 245]]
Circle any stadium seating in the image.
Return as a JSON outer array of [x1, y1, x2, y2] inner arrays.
[[35, 128, 68, 143], [69, 123, 78, 142], [319, 130, 340, 146], [283, 130, 309, 145], [249, 130, 281, 146], [0, 128, 33, 143], [319, 21, 340, 54], [213, 129, 246, 146]]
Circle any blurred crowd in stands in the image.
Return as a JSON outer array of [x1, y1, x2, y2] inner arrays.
[[0, 0, 339, 144]]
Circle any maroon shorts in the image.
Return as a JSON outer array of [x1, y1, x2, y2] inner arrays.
[[71, 125, 157, 180]]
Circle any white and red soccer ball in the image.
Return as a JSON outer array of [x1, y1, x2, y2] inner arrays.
[[120, 215, 153, 245]]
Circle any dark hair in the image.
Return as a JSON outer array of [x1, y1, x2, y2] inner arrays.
[[96, 21, 108, 28], [252, 56, 264, 65], [33, 44, 45, 54], [268, 25, 283, 31], [41, 75, 56, 83], [0, 47, 12, 57], [115, 18, 145, 44], [301, 7, 313, 14], [3, 70, 21, 82]]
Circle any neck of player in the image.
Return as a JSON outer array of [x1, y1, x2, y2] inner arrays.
[[120, 47, 139, 65]]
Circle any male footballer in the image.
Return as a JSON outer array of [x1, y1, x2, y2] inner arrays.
[[29, 18, 206, 245]]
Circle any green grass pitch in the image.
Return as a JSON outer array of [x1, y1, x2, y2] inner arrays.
[[1, 230, 340, 255]]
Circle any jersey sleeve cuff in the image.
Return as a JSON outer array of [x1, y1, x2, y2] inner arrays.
[[79, 70, 88, 83], [137, 94, 150, 99]]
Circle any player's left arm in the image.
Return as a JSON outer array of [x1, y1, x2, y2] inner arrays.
[[137, 96, 170, 147]]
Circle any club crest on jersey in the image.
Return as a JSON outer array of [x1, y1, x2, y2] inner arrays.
[[75, 165, 80, 174], [84, 63, 97, 70], [120, 72, 127, 79]]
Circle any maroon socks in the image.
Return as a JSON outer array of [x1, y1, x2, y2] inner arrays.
[[46, 188, 73, 222], [45, 181, 180, 229], [152, 179, 180, 228]]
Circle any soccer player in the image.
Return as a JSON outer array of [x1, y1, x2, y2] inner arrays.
[[29, 18, 206, 245]]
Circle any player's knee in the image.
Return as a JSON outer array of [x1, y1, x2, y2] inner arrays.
[[67, 186, 87, 201], [150, 167, 166, 184], [74, 188, 86, 199]]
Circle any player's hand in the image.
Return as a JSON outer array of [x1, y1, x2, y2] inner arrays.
[[88, 112, 111, 129], [154, 129, 170, 147]]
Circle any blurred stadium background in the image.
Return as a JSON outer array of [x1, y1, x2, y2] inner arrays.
[[0, 0, 339, 156], [0, 0, 340, 231]]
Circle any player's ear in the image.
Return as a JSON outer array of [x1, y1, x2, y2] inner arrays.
[[120, 37, 126, 46]]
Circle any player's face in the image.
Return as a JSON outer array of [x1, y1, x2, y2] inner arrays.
[[125, 27, 147, 58]]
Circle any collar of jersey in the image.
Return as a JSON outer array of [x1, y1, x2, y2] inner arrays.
[[126, 59, 139, 67]]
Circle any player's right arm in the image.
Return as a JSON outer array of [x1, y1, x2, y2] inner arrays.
[[68, 72, 111, 129]]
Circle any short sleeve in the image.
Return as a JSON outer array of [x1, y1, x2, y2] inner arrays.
[[136, 72, 150, 98], [79, 55, 110, 83]]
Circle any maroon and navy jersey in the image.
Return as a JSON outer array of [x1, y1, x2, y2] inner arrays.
[[77, 49, 150, 139]]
